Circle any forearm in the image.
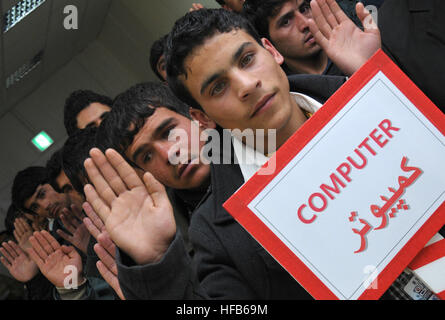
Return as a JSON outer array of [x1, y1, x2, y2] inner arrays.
[[116, 231, 205, 300]]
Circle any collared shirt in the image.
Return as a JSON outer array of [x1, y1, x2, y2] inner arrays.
[[230, 91, 436, 300], [232, 91, 322, 182]]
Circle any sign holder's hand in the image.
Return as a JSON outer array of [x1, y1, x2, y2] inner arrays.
[[308, 0, 381, 76], [84, 148, 176, 265], [0, 241, 39, 282]]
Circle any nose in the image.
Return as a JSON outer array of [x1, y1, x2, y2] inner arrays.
[[234, 70, 261, 101], [295, 11, 310, 32]]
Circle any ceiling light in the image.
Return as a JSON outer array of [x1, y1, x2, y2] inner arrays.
[[3, 0, 46, 33]]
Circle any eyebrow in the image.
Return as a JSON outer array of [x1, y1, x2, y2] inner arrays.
[[276, 10, 295, 27], [200, 41, 253, 95], [131, 117, 175, 162]]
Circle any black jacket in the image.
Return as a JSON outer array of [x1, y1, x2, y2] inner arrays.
[[116, 75, 347, 299], [379, 0, 445, 113]]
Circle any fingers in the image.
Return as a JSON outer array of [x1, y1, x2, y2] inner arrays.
[[69, 204, 85, 221], [90, 148, 129, 196], [143, 172, 169, 208], [94, 243, 117, 275], [0, 245, 14, 264], [60, 210, 79, 234], [84, 157, 117, 207], [310, 0, 332, 40], [97, 232, 116, 259], [3, 241, 19, 259], [356, 2, 378, 32], [30, 231, 60, 261], [326, 0, 349, 24], [56, 229, 72, 243], [318, 0, 340, 29], [105, 149, 144, 190], [26, 247, 44, 267], [61, 245, 78, 260], [83, 218, 101, 240], [83, 202, 105, 232], [307, 18, 330, 50], [8, 241, 25, 256], [84, 184, 111, 224]]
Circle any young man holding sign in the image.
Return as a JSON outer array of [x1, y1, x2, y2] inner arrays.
[[83, 1, 436, 299]]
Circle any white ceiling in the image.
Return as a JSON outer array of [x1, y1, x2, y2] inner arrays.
[[0, 0, 220, 230]]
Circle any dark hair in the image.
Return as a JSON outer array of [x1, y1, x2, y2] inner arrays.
[[64, 90, 113, 136], [242, 0, 289, 40], [149, 34, 169, 81], [46, 149, 63, 192], [166, 8, 262, 110], [62, 127, 98, 196], [95, 82, 190, 163], [215, 0, 226, 5], [11, 167, 49, 214]]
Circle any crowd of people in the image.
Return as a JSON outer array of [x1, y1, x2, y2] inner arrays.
[[0, 0, 443, 300]]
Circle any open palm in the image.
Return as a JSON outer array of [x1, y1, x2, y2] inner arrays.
[[0, 241, 38, 283], [27, 231, 83, 288], [84, 148, 176, 265], [308, 0, 381, 76]]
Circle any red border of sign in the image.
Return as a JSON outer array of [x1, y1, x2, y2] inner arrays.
[[223, 50, 445, 300]]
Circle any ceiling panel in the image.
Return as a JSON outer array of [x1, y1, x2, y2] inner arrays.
[[2, 0, 51, 75], [42, 0, 88, 78]]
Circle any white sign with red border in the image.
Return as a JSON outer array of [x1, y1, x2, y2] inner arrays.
[[224, 50, 445, 300]]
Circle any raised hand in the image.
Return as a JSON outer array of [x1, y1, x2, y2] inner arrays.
[[13, 217, 34, 251], [0, 241, 39, 282], [27, 231, 84, 288], [94, 232, 125, 300], [189, 3, 204, 12], [84, 148, 176, 265], [57, 205, 90, 254], [308, 0, 381, 76], [83, 202, 106, 241]]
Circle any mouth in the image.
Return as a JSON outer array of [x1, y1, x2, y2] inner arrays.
[[251, 92, 276, 118], [304, 34, 315, 45], [178, 155, 201, 179], [48, 205, 60, 219]]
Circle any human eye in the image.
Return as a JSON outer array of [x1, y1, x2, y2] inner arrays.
[[240, 53, 255, 68], [210, 80, 227, 96], [161, 125, 176, 140], [300, 0, 311, 14], [142, 151, 153, 163], [37, 189, 45, 199], [278, 13, 294, 27]]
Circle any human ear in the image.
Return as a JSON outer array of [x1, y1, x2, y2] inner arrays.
[[189, 108, 217, 129], [261, 38, 284, 65]]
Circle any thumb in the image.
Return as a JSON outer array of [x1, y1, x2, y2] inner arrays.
[[61, 245, 77, 259], [356, 3, 378, 32]]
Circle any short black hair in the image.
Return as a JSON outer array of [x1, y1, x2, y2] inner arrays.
[[62, 127, 98, 196], [11, 167, 49, 214], [242, 0, 289, 40], [149, 34, 169, 81], [215, 0, 226, 5], [95, 82, 190, 163], [46, 149, 64, 192], [64, 90, 113, 136], [166, 8, 262, 110]]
